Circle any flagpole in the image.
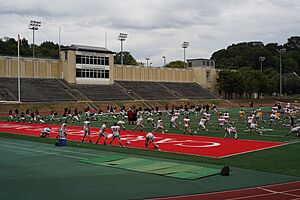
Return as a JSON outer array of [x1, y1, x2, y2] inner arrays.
[[17, 34, 21, 102]]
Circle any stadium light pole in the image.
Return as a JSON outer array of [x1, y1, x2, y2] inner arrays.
[[145, 58, 150, 67], [181, 42, 189, 69], [28, 20, 41, 58], [118, 33, 128, 65], [259, 56, 265, 73], [278, 48, 286, 97], [162, 56, 166, 66]]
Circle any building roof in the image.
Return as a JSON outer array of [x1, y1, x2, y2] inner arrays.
[[187, 58, 214, 61], [61, 44, 115, 54]]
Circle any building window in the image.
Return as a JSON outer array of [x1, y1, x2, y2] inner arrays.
[[75, 55, 110, 66], [202, 61, 206, 66], [105, 57, 109, 65], [105, 70, 109, 78], [76, 55, 81, 64], [76, 68, 109, 79], [65, 52, 68, 61]]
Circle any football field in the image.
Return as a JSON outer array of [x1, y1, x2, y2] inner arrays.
[[0, 105, 300, 199], [0, 137, 299, 200]]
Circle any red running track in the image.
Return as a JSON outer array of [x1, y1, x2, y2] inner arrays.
[[0, 122, 283, 158], [149, 180, 300, 200]]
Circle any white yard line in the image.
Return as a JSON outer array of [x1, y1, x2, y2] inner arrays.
[[0, 144, 86, 160], [0, 139, 105, 157]]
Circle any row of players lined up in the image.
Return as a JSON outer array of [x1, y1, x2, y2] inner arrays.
[[5, 104, 214, 124], [41, 119, 160, 150], [6, 102, 300, 139]]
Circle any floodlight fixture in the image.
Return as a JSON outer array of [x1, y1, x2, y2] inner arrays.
[[259, 56, 266, 72], [118, 33, 128, 65], [145, 58, 150, 67], [181, 41, 189, 68], [28, 20, 41, 58], [162, 56, 166, 66]]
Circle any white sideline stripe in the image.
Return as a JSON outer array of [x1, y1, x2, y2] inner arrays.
[[148, 180, 300, 200], [0, 144, 86, 160], [0, 140, 104, 157], [225, 191, 300, 200], [218, 144, 283, 158], [219, 140, 300, 159], [258, 187, 300, 198]]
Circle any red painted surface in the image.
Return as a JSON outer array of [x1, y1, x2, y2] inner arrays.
[[0, 122, 283, 158]]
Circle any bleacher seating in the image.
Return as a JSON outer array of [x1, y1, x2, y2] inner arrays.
[[160, 82, 218, 99], [72, 84, 133, 101], [116, 81, 180, 100], [0, 78, 76, 102], [0, 78, 218, 102]]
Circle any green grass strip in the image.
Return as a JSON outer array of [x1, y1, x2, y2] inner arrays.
[[79, 155, 128, 164], [79, 155, 220, 179], [128, 161, 179, 172], [106, 157, 145, 166]]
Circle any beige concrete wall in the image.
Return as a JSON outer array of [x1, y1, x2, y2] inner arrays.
[[0, 55, 219, 92], [60, 51, 76, 84], [0, 56, 61, 79], [191, 67, 219, 93], [113, 64, 193, 83]]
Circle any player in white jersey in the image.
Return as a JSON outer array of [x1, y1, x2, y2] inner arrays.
[[153, 118, 164, 133], [218, 116, 226, 130], [58, 122, 67, 139], [183, 116, 192, 135], [223, 112, 230, 123], [285, 125, 300, 137], [145, 132, 160, 150], [81, 118, 92, 143], [56, 122, 67, 146], [110, 123, 123, 146], [40, 127, 51, 138], [133, 116, 144, 132], [269, 112, 277, 127], [272, 105, 278, 113], [96, 122, 107, 145], [204, 112, 212, 126], [117, 120, 126, 130], [249, 121, 259, 134], [247, 115, 254, 128], [147, 117, 155, 127], [170, 114, 180, 129], [224, 126, 238, 139], [198, 117, 208, 131]]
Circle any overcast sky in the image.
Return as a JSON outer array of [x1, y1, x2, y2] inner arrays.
[[1, 0, 300, 66]]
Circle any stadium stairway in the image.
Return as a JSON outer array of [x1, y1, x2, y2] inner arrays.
[[114, 81, 144, 100], [157, 82, 186, 99], [0, 88, 18, 101], [116, 81, 179, 100], [159, 82, 219, 99]]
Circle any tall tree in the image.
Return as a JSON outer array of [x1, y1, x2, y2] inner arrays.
[[114, 51, 137, 65], [164, 60, 185, 68]]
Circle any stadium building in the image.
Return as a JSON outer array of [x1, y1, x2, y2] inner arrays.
[[0, 44, 219, 101]]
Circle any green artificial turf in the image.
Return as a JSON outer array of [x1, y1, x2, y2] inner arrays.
[[0, 105, 300, 177], [79, 156, 220, 180]]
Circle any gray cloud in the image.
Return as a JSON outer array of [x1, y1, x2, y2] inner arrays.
[[0, 0, 300, 66]]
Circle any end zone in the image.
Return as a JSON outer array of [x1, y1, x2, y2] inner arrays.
[[0, 122, 284, 158]]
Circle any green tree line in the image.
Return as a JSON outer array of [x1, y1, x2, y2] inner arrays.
[[211, 36, 300, 74], [0, 37, 60, 59], [214, 36, 300, 97]]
